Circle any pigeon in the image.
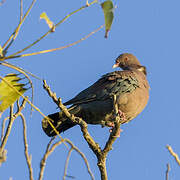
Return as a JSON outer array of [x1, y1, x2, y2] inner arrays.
[[42, 53, 150, 137]]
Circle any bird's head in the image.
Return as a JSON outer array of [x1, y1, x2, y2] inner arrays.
[[113, 53, 147, 75]]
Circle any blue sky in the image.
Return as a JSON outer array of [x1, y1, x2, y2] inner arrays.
[[1, 0, 180, 179]]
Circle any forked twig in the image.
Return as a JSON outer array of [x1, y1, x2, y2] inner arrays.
[[38, 137, 63, 180], [2, 24, 104, 61], [64, 138, 95, 180]]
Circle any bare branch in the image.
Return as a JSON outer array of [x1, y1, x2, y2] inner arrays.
[[166, 163, 170, 180], [2, 0, 37, 51], [1, 117, 9, 143], [63, 147, 73, 180], [43, 80, 59, 105], [166, 145, 180, 166], [0, 105, 14, 151], [20, 0, 23, 22], [2, 25, 104, 61], [38, 137, 63, 180], [20, 113, 34, 180], [0, 148, 7, 166], [0, 61, 42, 80], [64, 138, 95, 180]]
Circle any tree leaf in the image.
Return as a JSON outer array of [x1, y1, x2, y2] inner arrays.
[[101, 0, 114, 38], [40, 12, 55, 31], [0, 74, 27, 112]]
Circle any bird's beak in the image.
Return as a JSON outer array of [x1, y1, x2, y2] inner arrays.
[[112, 63, 119, 68]]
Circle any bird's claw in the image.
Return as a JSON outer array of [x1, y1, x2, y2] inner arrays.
[[109, 127, 123, 137], [118, 110, 127, 122]]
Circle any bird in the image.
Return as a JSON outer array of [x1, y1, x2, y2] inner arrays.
[[42, 53, 150, 137]]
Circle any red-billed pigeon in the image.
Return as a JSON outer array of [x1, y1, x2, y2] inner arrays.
[[42, 53, 150, 137]]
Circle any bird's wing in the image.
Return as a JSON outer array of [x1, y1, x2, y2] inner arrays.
[[64, 71, 139, 105]]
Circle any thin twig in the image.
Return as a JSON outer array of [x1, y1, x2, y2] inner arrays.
[[64, 138, 95, 180], [0, 61, 42, 80], [2, 0, 37, 51], [20, 113, 33, 180], [63, 147, 73, 180], [0, 105, 14, 151], [38, 137, 63, 180], [86, 0, 90, 6], [166, 145, 180, 166], [166, 163, 170, 180], [1, 117, 9, 143], [43, 80, 59, 106], [2, 24, 104, 61], [0, 105, 14, 166], [20, 0, 23, 22]]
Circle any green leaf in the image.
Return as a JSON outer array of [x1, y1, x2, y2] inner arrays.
[[0, 45, 3, 57], [0, 74, 27, 112], [40, 12, 55, 31], [101, 0, 114, 38]]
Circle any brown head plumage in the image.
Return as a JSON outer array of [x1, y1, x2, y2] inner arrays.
[[113, 53, 147, 75]]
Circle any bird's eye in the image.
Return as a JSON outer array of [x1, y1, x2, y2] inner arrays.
[[124, 57, 129, 61]]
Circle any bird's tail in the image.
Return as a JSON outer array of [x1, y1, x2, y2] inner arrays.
[[42, 111, 76, 137]]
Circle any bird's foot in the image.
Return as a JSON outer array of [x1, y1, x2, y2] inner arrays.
[[109, 127, 123, 137], [107, 122, 122, 137], [118, 110, 127, 122], [106, 122, 115, 127]]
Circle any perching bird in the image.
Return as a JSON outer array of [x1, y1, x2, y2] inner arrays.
[[42, 53, 150, 137]]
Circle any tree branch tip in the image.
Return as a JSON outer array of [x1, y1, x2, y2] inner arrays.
[[58, 97, 62, 101], [0, 148, 7, 165], [86, 0, 90, 7]]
